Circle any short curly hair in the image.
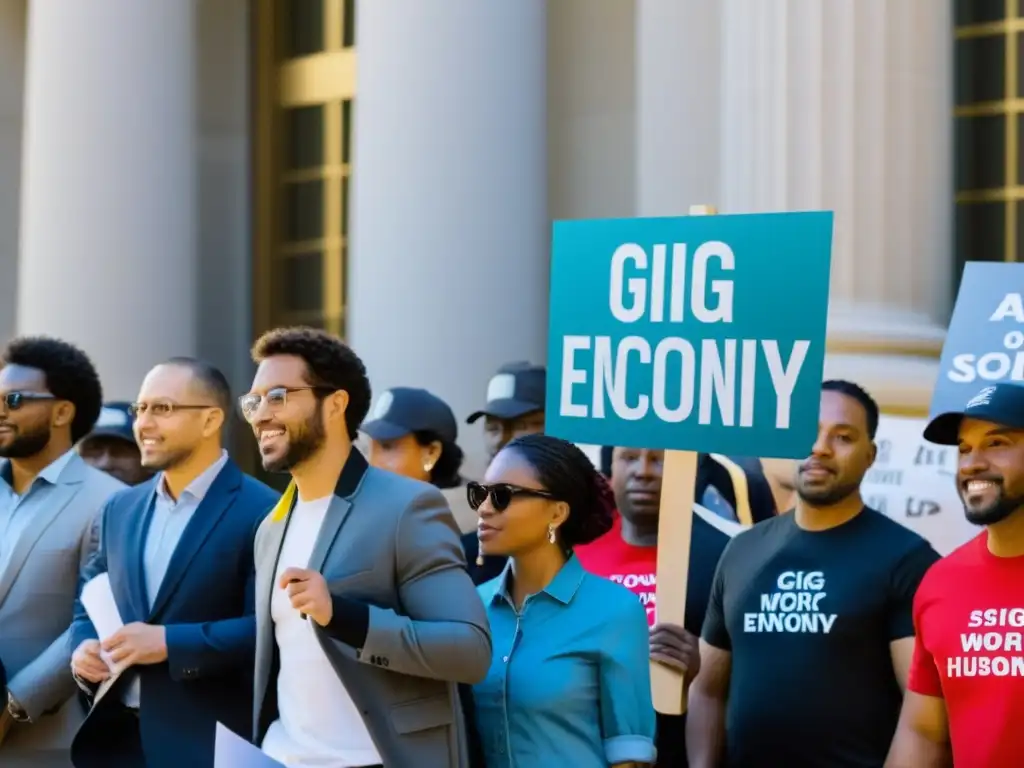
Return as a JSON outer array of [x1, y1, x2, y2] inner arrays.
[[502, 434, 615, 549], [251, 326, 371, 441], [2, 336, 103, 444]]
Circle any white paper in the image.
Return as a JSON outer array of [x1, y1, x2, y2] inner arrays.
[[80, 572, 123, 670], [215, 723, 286, 767]]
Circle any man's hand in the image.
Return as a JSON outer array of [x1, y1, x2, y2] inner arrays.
[[279, 567, 333, 627], [650, 622, 701, 685], [102, 623, 167, 668], [71, 639, 111, 684]]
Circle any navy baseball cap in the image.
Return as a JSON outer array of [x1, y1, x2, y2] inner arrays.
[[361, 387, 458, 444], [467, 362, 546, 424], [80, 402, 136, 445], [924, 383, 1024, 445]]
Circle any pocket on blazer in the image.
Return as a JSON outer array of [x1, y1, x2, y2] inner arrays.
[[390, 695, 454, 734]]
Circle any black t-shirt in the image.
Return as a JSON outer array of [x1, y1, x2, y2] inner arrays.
[[702, 508, 940, 768]]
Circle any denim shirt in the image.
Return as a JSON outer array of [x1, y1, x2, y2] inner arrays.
[[472, 554, 656, 767]]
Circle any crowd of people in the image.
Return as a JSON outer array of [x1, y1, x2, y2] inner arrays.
[[0, 327, 1020, 768]]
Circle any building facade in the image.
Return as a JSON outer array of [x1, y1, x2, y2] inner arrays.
[[0, 0, 977, 475]]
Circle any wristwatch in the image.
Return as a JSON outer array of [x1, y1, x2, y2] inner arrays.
[[7, 691, 29, 722]]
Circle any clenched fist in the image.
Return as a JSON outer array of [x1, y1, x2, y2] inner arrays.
[[279, 567, 333, 627]]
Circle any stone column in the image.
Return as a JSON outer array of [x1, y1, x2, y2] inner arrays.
[[349, 0, 548, 476], [719, 0, 953, 411], [17, 0, 197, 399], [635, 0, 722, 215]]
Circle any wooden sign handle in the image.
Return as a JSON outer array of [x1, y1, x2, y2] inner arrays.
[[650, 203, 718, 716]]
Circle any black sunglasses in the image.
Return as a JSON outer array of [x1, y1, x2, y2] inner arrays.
[[467, 481, 556, 512], [1, 392, 56, 411]]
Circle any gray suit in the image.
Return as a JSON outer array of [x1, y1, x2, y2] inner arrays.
[[253, 449, 491, 768], [0, 452, 125, 767]]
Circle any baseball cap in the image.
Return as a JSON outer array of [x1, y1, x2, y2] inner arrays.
[[466, 362, 546, 424], [361, 387, 458, 445], [80, 402, 136, 445], [924, 383, 1024, 445]]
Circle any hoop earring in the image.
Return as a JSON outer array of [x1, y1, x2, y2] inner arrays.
[[548, 524, 557, 544]]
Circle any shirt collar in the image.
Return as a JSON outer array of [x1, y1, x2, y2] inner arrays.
[[155, 450, 229, 504], [0, 449, 76, 491], [491, 553, 586, 607]]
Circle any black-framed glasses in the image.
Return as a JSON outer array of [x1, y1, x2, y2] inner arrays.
[[237, 386, 335, 422], [1, 392, 56, 411], [467, 481, 557, 513], [128, 401, 217, 419]]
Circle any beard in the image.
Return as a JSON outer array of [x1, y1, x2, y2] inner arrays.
[[962, 485, 1024, 526], [142, 446, 193, 473], [0, 424, 51, 459], [795, 477, 860, 507], [263, 405, 326, 474]]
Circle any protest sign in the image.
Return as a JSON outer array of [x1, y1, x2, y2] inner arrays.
[[863, 415, 976, 555], [546, 211, 833, 457], [547, 209, 833, 713], [931, 262, 1024, 416]]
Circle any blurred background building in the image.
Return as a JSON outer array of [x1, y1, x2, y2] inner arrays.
[[0, 0, 1005, 475]]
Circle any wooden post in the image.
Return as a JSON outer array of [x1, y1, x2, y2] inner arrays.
[[650, 203, 717, 716]]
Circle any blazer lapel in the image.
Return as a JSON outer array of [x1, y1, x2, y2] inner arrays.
[[255, 483, 295, 718], [305, 448, 370, 574], [122, 481, 157, 623], [307, 495, 354, 573], [148, 460, 242, 619], [0, 457, 85, 608]]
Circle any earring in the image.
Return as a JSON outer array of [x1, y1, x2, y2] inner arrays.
[[423, 462, 434, 472], [476, 534, 485, 566], [548, 524, 557, 544]]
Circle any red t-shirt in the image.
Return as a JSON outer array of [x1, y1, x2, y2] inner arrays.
[[574, 515, 658, 627], [909, 532, 1024, 767]]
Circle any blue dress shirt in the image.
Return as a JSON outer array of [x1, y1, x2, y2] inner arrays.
[[0, 450, 75, 572], [473, 554, 656, 767]]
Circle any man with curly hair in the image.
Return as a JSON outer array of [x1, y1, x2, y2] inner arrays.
[[0, 336, 124, 767], [242, 327, 490, 768]]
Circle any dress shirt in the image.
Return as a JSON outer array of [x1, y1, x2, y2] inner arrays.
[[0, 450, 75, 571], [123, 450, 229, 708], [473, 554, 657, 767]]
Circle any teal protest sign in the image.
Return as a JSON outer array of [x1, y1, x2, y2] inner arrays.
[[931, 262, 1024, 416], [545, 211, 833, 458]]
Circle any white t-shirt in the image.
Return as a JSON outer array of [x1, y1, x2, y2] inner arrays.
[[261, 496, 381, 767]]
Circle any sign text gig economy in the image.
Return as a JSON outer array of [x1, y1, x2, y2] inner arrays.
[[559, 241, 811, 429]]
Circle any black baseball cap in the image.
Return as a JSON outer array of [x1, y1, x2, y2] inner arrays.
[[80, 402, 136, 446], [924, 383, 1024, 445], [361, 387, 458, 444], [467, 362, 546, 424]]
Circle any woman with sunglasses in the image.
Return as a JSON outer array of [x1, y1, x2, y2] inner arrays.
[[467, 434, 656, 767]]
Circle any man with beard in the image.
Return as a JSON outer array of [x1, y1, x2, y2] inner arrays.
[[687, 380, 940, 768], [244, 327, 490, 768], [0, 337, 124, 768], [67, 358, 276, 768], [886, 382, 1024, 767]]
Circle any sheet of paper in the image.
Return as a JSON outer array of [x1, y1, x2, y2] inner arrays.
[[79, 572, 123, 669], [215, 723, 286, 768]]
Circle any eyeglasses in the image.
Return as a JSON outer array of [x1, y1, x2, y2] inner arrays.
[[128, 401, 217, 419], [467, 481, 557, 512], [1, 392, 56, 411], [237, 386, 334, 422]]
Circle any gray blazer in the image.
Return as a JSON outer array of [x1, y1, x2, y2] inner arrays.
[[0, 452, 124, 764], [253, 449, 491, 768]]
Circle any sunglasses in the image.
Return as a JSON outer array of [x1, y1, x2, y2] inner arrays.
[[1, 392, 56, 411], [467, 481, 556, 512]]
